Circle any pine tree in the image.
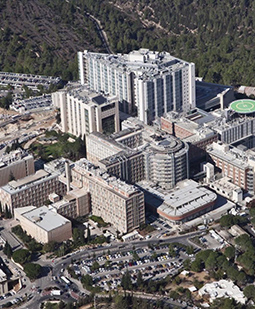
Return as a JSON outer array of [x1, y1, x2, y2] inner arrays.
[[3, 241, 12, 259], [87, 226, 91, 243]]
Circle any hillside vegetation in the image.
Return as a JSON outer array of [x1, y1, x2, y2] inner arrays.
[[1, 0, 255, 86], [0, 0, 105, 80], [81, 0, 255, 86]]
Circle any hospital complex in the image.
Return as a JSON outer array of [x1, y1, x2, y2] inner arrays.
[[1, 49, 254, 242]]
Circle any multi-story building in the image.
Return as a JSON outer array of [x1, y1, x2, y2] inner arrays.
[[14, 206, 72, 244], [0, 170, 66, 213], [52, 85, 120, 137], [49, 188, 90, 219], [140, 179, 217, 223], [78, 49, 196, 123], [86, 132, 124, 165], [70, 159, 145, 234], [87, 118, 189, 189], [143, 134, 189, 189], [207, 142, 254, 193], [99, 150, 145, 185], [0, 149, 35, 187]]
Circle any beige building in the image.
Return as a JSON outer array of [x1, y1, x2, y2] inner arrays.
[[88, 119, 189, 189], [14, 206, 72, 244], [0, 170, 66, 213], [207, 142, 252, 192], [49, 188, 90, 218], [0, 149, 34, 187], [52, 85, 120, 138], [86, 132, 124, 165], [70, 159, 145, 234]]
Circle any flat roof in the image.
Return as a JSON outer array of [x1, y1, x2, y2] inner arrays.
[[21, 206, 70, 232], [230, 99, 255, 114], [140, 179, 217, 219], [9, 170, 48, 189]]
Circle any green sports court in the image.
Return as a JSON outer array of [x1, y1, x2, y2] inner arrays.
[[230, 99, 255, 114]]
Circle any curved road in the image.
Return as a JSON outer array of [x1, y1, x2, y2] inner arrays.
[[20, 231, 201, 308], [65, 0, 113, 54]]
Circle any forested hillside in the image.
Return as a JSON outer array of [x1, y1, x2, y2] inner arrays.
[[1, 0, 255, 86], [0, 0, 105, 80], [81, 0, 255, 86]]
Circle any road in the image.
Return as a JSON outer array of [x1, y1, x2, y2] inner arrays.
[[10, 231, 201, 308], [65, 0, 113, 54]]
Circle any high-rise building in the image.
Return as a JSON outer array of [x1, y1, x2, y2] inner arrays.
[[52, 85, 120, 138], [78, 49, 196, 124]]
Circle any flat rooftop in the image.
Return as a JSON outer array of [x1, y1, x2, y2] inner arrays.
[[140, 179, 217, 220], [9, 170, 49, 189], [196, 80, 233, 110], [2, 170, 58, 194], [17, 206, 70, 232]]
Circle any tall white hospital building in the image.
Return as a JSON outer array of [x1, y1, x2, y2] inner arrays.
[[52, 85, 120, 137], [78, 48, 196, 124]]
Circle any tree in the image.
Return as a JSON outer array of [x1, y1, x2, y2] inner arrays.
[[224, 246, 235, 261], [81, 274, 93, 290], [121, 270, 132, 291], [73, 228, 86, 246], [12, 249, 31, 265], [91, 261, 100, 272], [3, 241, 12, 259], [169, 244, 177, 257], [186, 246, 194, 255], [244, 285, 255, 301], [191, 258, 203, 272], [43, 241, 58, 253], [183, 258, 191, 270], [87, 226, 91, 243], [24, 263, 41, 280], [220, 214, 237, 228], [137, 271, 143, 288], [235, 234, 253, 251]]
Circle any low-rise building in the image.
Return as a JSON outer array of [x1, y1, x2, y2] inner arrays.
[[140, 179, 217, 223], [14, 206, 72, 244], [198, 279, 246, 304], [208, 177, 243, 203]]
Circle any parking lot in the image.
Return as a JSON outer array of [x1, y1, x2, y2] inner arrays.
[[146, 214, 177, 238], [64, 243, 195, 292], [0, 72, 61, 90]]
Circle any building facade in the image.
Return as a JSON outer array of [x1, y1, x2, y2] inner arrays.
[[0, 149, 35, 187], [78, 49, 196, 123], [0, 170, 67, 213], [14, 206, 72, 244], [52, 85, 120, 138], [70, 159, 145, 234], [207, 142, 253, 193]]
